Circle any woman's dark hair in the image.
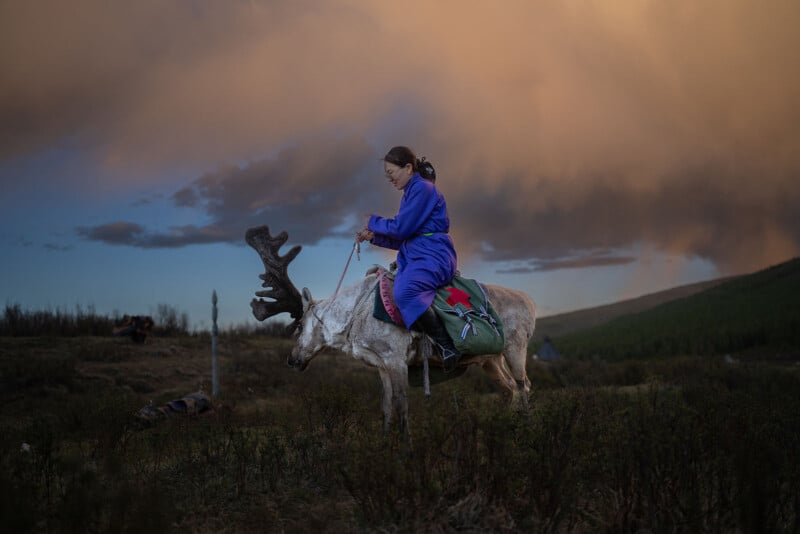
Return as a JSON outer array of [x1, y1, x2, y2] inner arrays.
[[384, 145, 436, 182]]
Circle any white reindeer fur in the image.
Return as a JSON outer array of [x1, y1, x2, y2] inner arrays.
[[289, 272, 536, 435]]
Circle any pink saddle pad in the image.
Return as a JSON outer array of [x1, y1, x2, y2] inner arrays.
[[376, 267, 405, 327]]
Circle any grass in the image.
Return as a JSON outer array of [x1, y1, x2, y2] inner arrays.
[[3, 259, 800, 531], [2, 332, 799, 532], [533, 276, 734, 343], [545, 257, 800, 361]]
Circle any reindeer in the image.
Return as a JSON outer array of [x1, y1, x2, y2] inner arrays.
[[247, 225, 536, 435]]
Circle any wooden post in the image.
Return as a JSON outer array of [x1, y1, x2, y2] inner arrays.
[[212, 290, 219, 397]]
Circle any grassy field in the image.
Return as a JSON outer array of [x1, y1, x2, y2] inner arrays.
[[541, 258, 800, 362], [2, 331, 799, 532], [3, 258, 799, 531]]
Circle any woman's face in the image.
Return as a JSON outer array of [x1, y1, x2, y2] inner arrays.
[[384, 161, 413, 190]]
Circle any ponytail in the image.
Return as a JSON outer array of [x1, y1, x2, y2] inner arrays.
[[416, 157, 436, 183]]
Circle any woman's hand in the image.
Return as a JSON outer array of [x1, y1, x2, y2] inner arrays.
[[355, 228, 374, 243]]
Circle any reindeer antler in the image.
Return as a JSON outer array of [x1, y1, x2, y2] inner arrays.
[[246, 225, 304, 323]]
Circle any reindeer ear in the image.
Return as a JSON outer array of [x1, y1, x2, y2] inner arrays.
[[302, 287, 313, 310]]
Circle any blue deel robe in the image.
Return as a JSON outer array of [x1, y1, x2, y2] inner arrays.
[[368, 173, 458, 328]]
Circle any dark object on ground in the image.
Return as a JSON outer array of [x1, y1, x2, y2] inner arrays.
[[135, 391, 214, 422], [113, 315, 154, 343]]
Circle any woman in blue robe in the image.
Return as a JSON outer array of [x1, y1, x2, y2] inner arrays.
[[357, 146, 461, 365]]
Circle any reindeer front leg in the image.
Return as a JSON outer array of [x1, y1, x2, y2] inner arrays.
[[387, 363, 409, 438], [377, 363, 410, 438]]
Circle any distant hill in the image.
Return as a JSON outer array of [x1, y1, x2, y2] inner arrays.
[[533, 276, 735, 343], [536, 257, 800, 361]]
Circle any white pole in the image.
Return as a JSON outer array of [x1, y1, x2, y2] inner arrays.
[[212, 290, 219, 397]]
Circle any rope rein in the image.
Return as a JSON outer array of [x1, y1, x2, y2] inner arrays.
[[314, 261, 379, 340], [332, 239, 360, 300], [311, 238, 363, 333], [316, 239, 433, 395]]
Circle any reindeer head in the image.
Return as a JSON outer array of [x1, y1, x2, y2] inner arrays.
[[287, 287, 328, 370], [246, 225, 304, 331], [246, 226, 328, 371]]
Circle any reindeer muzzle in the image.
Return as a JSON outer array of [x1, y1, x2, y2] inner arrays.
[[287, 348, 309, 371]]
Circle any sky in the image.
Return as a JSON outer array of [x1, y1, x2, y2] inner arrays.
[[2, 0, 799, 331]]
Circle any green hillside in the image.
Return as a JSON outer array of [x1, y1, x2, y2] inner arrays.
[[547, 257, 800, 361], [533, 276, 734, 343]]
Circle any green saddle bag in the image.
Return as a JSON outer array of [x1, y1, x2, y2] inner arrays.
[[432, 277, 505, 356]]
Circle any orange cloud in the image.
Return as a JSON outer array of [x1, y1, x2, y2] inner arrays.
[[3, 0, 799, 273]]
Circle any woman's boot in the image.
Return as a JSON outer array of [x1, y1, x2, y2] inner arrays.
[[413, 307, 461, 370]]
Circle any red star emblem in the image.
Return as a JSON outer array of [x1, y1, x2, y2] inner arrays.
[[445, 287, 472, 309]]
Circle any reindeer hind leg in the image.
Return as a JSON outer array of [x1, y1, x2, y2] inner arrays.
[[481, 355, 517, 402]]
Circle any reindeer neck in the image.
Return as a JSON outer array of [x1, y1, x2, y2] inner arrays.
[[316, 276, 375, 350]]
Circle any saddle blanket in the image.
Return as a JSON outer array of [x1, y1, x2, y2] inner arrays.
[[372, 267, 505, 356]]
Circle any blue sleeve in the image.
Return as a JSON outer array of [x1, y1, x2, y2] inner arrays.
[[368, 179, 437, 241], [371, 234, 403, 250]]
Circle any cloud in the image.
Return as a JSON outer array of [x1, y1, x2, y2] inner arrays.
[[496, 253, 637, 274], [447, 168, 800, 275], [77, 222, 146, 246], [5, 0, 800, 273], [78, 135, 386, 247], [77, 220, 230, 248]]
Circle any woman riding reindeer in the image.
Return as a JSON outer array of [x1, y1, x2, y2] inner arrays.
[[356, 146, 461, 368]]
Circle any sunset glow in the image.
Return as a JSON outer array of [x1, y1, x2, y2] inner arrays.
[[2, 0, 798, 326]]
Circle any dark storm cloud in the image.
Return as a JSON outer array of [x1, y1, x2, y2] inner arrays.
[[77, 136, 388, 247], [0, 1, 394, 170], [76, 222, 146, 245], [446, 164, 800, 275], [166, 135, 388, 246], [0, 1, 249, 162], [172, 188, 198, 208], [496, 254, 637, 274], [78, 222, 228, 248], [5, 1, 800, 274]]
